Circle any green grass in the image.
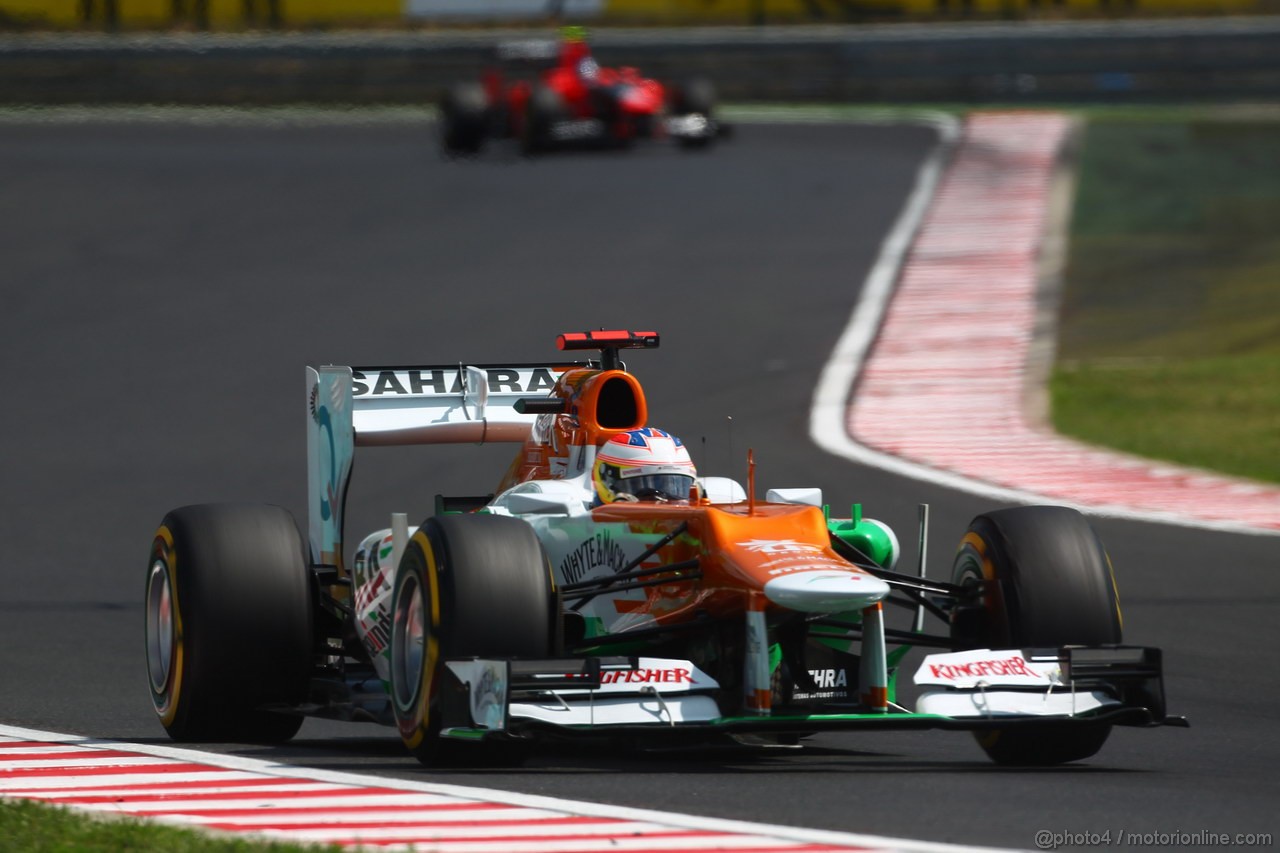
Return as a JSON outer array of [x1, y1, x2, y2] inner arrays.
[[0, 798, 336, 853], [1052, 115, 1280, 484]]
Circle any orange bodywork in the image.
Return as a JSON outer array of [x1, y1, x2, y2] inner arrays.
[[493, 364, 877, 629], [587, 500, 863, 626], [496, 366, 647, 492]]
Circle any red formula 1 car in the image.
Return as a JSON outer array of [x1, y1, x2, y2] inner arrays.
[[438, 30, 724, 156]]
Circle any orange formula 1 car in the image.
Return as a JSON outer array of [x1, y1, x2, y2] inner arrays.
[[144, 330, 1184, 767], [438, 31, 723, 156]]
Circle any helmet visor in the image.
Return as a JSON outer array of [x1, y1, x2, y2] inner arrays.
[[616, 473, 694, 502]]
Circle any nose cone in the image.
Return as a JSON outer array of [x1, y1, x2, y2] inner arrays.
[[763, 570, 890, 613]]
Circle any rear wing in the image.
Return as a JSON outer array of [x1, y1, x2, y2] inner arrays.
[[495, 39, 560, 65], [305, 362, 577, 570]]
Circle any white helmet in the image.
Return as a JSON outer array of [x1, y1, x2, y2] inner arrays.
[[593, 427, 696, 504]]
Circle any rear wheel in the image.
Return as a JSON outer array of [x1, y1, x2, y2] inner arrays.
[[521, 85, 566, 155], [439, 82, 489, 156], [950, 505, 1122, 765], [145, 503, 313, 743], [390, 513, 557, 766]]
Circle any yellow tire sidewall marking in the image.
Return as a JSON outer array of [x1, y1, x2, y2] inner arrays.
[[403, 530, 441, 750], [959, 531, 996, 582], [963, 532, 1004, 749], [152, 525, 185, 727], [1106, 552, 1124, 633]]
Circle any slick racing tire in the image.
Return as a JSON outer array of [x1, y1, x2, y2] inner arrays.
[[669, 77, 717, 150], [146, 504, 313, 743], [671, 77, 716, 118], [950, 505, 1122, 766], [521, 85, 566, 156], [439, 82, 489, 156], [390, 513, 558, 766]]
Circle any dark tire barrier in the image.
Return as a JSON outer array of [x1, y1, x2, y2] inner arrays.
[[5, 18, 1280, 104]]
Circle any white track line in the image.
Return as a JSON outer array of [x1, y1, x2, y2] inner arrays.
[[0, 724, 1016, 853], [813, 110, 1280, 536]]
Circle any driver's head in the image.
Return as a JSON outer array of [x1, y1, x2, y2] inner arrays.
[[559, 25, 591, 65], [593, 427, 696, 505]]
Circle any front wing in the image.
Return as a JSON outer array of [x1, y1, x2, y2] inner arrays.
[[436, 647, 1184, 746]]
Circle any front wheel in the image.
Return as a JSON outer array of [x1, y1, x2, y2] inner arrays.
[[668, 77, 717, 150], [390, 513, 558, 766], [670, 77, 716, 118], [145, 503, 313, 743], [950, 505, 1122, 765]]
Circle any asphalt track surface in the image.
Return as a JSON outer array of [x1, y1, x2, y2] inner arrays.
[[2, 115, 1278, 851]]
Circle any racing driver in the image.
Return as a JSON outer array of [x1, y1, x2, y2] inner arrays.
[[592, 427, 697, 505]]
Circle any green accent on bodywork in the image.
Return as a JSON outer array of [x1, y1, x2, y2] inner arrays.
[[812, 635, 850, 654], [769, 643, 782, 673], [439, 728, 489, 740], [829, 514, 896, 569], [575, 613, 647, 654]]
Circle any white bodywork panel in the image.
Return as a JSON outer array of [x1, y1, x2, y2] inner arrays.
[[917, 689, 1120, 718], [512, 694, 723, 727], [914, 648, 1119, 719], [456, 657, 724, 730], [349, 364, 568, 447], [765, 487, 823, 507], [444, 660, 509, 730], [762, 570, 890, 613], [351, 528, 397, 684], [526, 513, 685, 634], [701, 476, 746, 503], [913, 649, 1063, 689]]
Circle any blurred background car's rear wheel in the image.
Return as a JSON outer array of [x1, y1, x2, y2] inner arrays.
[[521, 85, 566, 155], [439, 82, 489, 156]]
